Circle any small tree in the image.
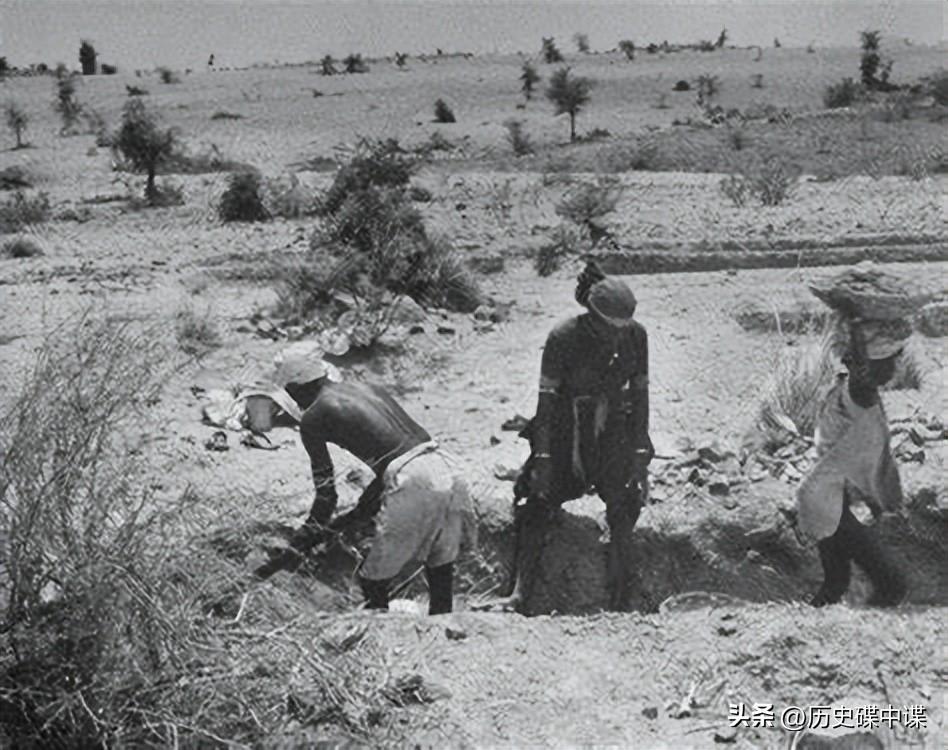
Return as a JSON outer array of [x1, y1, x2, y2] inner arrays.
[[546, 66, 593, 143], [433, 98, 456, 123], [320, 55, 337, 75], [520, 61, 541, 100], [5, 102, 28, 148], [696, 74, 720, 108], [0, 57, 8, 78], [573, 33, 590, 53], [343, 53, 368, 74], [859, 30, 881, 86], [394, 52, 408, 68], [715, 28, 728, 49], [113, 98, 177, 203], [618, 40, 635, 61], [79, 39, 97, 75], [504, 119, 534, 156], [541, 37, 563, 64], [53, 70, 83, 134]]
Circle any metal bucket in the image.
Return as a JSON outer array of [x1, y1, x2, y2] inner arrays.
[[245, 395, 275, 432]]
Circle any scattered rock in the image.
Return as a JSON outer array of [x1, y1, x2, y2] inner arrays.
[[408, 324, 425, 335], [436, 325, 456, 336], [204, 430, 229, 451], [489, 435, 501, 446], [708, 476, 731, 496], [391, 296, 428, 325], [908, 424, 942, 445], [697, 442, 735, 464], [716, 625, 738, 637], [444, 625, 467, 641], [240, 432, 278, 450], [641, 706, 658, 720], [383, 674, 452, 706], [916, 300, 948, 338]]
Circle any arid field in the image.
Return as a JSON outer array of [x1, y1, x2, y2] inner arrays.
[[0, 41, 946, 748]]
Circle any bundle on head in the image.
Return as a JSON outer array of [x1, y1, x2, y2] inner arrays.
[[808, 262, 931, 322]]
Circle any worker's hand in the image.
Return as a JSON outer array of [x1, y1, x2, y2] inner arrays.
[[530, 456, 554, 502], [631, 448, 651, 479]]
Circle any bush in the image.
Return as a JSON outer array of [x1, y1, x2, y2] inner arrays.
[[79, 39, 97, 75], [751, 73, 764, 89], [126, 180, 184, 210], [673, 79, 690, 92], [113, 98, 178, 203], [520, 62, 541, 100], [125, 84, 148, 96], [433, 98, 456, 123], [210, 110, 243, 120], [320, 138, 416, 217], [555, 181, 621, 243], [5, 102, 28, 148], [0, 191, 51, 233], [541, 37, 563, 64], [175, 305, 222, 355], [573, 33, 590, 53], [751, 158, 798, 206], [504, 119, 534, 156], [100, 63, 117, 75], [264, 173, 319, 218], [720, 174, 751, 207], [320, 55, 338, 75], [546, 66, 594, 143], [343, 53, 368, 74], [927, 71, 948, 106], [1, 235, 43, 259], [696, 74, 720, 108], [618, 40, 635, 60], [157, 66, 180, 84], [859, 30, 882, 88], [535, 225, 582, 277], [53, 72, 82, 134], [753, 323, 837, 448], [218, 171, 269, 222], [726, 124, 749, 150], [824, 77, 861, 108]]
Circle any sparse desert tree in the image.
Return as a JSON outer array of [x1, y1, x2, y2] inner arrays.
[[320, 54, 338, 75], [520, 61, 541, 100], [433, 98, 456, 123], [715, 27, 728, 49], [343, 53, 368, 74], [394, 52, 408, 68], [157, 66, 180, 84], [113, 98, 178, 204], [555, 180, 621, 245], [5, 102, 28, 148], [573, 33, 590, 53], [504, 119, 534, 156], [79, 39, 97, 75], [546, 66, 594, 143], [618, 40, 635, 60], [696, 74, 720, 108], [859, 30, 882, 87], [53, 71, 83, 133], [541, 37, 563, 64]]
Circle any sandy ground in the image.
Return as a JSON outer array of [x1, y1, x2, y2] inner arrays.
[[1, 47, 947, 748]]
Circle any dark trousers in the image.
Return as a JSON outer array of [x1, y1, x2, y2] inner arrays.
[[812, 502, 906, 607]]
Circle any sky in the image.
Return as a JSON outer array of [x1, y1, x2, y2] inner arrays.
[[0, 0, 943, 71]]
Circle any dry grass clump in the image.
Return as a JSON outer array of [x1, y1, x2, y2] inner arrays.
[[753, 323, 837, 447], [504, 119, 534, 156], [174, 304, 222, 355], [535, 224, 583, 277], [720, 157, 798, 208], [218, 171, 270, 222], [0, 191, 51, 233], [555, 180, 621, 245], [1, 235, 43, 259], [0, 318, 410, 747]]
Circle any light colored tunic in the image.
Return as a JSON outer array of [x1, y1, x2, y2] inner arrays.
[[796, 374, 902, 540], [360, 441, 476, 581]]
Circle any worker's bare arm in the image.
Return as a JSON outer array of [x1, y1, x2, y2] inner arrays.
[[300, 408, 339, 527]]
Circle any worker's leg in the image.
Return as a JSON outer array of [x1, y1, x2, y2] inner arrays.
[[425, 562, 454, 615], [601, 480, 643, 611], [359, 575, 392, 610], [811, 506, 854, 606], [840, 508, 906, 607]]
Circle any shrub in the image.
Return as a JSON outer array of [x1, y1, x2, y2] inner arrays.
[[175, 305, 222, 355], [100, 63, 117, 75], [927, 71, 948, 106], [859, 30, 882, 88], [394, 52, 408, 68], [726, 123, 749, 150], [218, 171, 269, 222], [824, 77, 861, 108], [0, 57, 7, 78], [520, 62, 541, 100], [5, 102, 28, 148], [541, 37, 563, 64], [79, 39, 97, 75], [535, 224, 582, 276], [433, 98, 456, 123], [0, 191, 51, 233], [504, 119, 534, 156], [320, 138, 416, 217], [343, 53, 368, 74], [263, 172, 318, 218], [751, 73, 764, 89], [751, 158, 798, 206], [546, 66, 594, 142], [673, 79, 690, 92], [753, 323, 837, 448], [157, 66, 180, 84], [320, 55, 338, 75], [555, 180, 621, 244], [53, 72, 83, 134], [113, 98, 178, 204], [1, 235, 43, 259], [618, 40, 635, 60], [573, 33, 590, 53], [696, 74, 720, 108], [125, 84, 147, 96], [720, 174, 751, 207]]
